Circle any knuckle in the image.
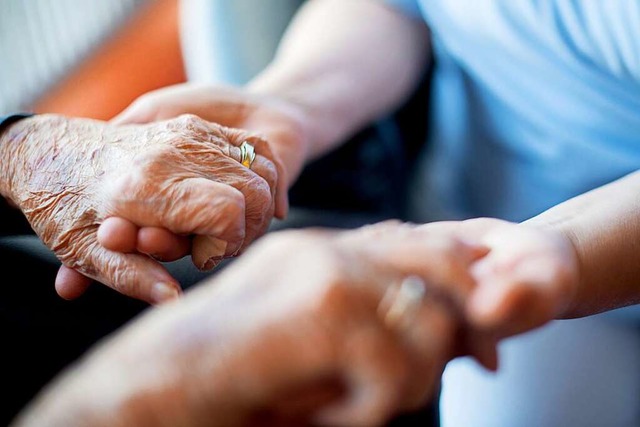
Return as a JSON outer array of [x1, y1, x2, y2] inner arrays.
[[106, 258, 138, 297], [261, 160, 278, 187], [168, 114, 206, 135], [175, 113, 203, 125], [221, 190, 246, 217], [247, 177, 272, 207]]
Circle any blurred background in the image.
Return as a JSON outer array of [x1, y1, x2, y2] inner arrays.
[[0, 0, 302, 119], [0, 0, 425, 218]]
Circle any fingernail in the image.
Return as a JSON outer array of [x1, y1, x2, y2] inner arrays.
[[151, 282, 180, 304], [225, 240, 243, 257], [203, 257, 223, 271]]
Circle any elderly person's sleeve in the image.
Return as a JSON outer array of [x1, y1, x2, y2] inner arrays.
[[382, 0, 423, 17], [0, 114, 36, 236]]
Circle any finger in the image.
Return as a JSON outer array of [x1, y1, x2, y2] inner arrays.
[[137, 227, 191, 262], [313, 327, 409, 427], [219, 130, 286, 219], [79, 246, 182, 305], [468, 276, 556, 336], [192, 235, 229, 270], [111, 98, 156, 125], [55, 266, 92, 300], [173, 121, 278, 243], [274, 165, 289, 220], [188, 155, 273, 255], [396, 300, 458, 409], [246, 134, 288, 220], [97, 217, 139, 253], [467, 248, 573, 336], [110, 177, 246, 253], [462, 329, 500, 372], [345, 231, 484, 307], [227, 136, 278, 199]]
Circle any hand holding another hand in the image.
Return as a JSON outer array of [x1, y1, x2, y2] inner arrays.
[[0, 114, 281, 304], [15, 224, 493, 427], [419, 218, 580, 339]]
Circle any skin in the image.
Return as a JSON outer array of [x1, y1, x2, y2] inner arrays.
[[98, 0, 640, 325], [54, 0, 431, 296], [0, 114, 281, 304], [12, 225, 496, 427]]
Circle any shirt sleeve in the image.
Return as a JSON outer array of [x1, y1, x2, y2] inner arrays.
[[0, 113, 35, 236], [381, 0, 423, 18]]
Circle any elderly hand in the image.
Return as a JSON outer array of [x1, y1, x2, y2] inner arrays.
[[0, 114, 278, 304], [14, 224, 495, 427], [113, 83, 310, 210], [420, 218, 580, 338], [57, 83, 306, 299]]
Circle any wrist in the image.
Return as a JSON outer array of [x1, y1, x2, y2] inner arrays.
[[0, 114, 40, 203], [242, 84, 313, 187], [247, 68, 347, 173], [521, 216, 584, 319]]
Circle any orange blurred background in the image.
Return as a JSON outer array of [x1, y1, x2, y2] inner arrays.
[[32, 0, 185, 121]]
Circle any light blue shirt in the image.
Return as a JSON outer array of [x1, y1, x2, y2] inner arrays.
[[385, 0, 640, 222]]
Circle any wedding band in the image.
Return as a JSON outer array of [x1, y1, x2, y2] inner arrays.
[[379, 275, 426, 328], [239, 141, 256, 168]]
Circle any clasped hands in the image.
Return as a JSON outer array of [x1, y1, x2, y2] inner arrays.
[[5, 83, 580, 425], [2, 110, 288, 304], [16, 219, 580, 427]]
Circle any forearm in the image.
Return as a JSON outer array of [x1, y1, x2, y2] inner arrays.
[[526, 171, 640, 318], [248, 0, 430, 160]]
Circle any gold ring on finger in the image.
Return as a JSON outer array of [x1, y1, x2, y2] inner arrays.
[[240, 141, 256, 168]]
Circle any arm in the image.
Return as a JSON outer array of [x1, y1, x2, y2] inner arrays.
[[526, 170, 640, 318], [247, 0, 431, 169], [115, 0, 431, 188], [417, 171, 640, 339]]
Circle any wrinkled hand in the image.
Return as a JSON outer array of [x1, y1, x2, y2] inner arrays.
[[114, 82, 310, 210], [15, 224, 495, 427], [0, 114, 279, 304], [420, 218, 580, 338], [59, 83, 308, 299]]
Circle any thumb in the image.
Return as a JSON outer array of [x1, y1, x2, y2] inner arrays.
[[55, 265, 93, 300], [110, 99, 155, 125], [467, 273, 556, 337], [84, 245, 182, 305]]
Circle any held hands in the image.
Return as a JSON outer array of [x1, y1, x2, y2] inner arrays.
[[1, 114, 281, 304], [419, 218, 581, 339], [15, 225, 495, 427], [57, 83, 309, 302], [113, 82, 311, 202], [14, 220, 579, 427]]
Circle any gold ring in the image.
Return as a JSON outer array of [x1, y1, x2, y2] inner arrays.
[[239, 141, 256, 168], [378, 275, 426, 328]]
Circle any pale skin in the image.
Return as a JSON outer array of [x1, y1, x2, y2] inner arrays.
[[0, 114, 284, 304], [86, 0, 639, 327]]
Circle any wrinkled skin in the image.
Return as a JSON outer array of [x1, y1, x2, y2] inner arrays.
[[113, 83, 309, 192], [0, 114, 281, 304], [57, 83, 305, 299], [13, 224, 496, 427]]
